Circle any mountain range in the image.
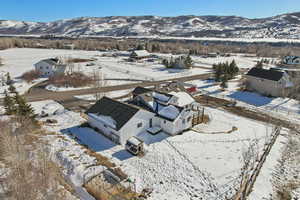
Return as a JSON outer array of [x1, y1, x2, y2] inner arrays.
[[0, 12, 300, 39]]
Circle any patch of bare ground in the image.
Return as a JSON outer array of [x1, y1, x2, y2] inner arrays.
[[67, 58, 95, 63], [48, 72, 94, 88], [0, 117, 80, 200], [21, 70, 42, 83], [84, 174, 140, 200]]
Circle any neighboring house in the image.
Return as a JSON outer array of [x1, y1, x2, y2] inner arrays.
[[34, 58, 66, 77], [86, 88, 196, 145], [130, 50, 151, 60], [245, 67, 293, 97], [283, 56, 300, 65]]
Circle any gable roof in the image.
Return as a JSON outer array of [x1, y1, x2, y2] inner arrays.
[[40, 58, 59, 66], [132, 86, 152, 96], [169, 91, 195, 107], [86, 97, 139, 131], [246, 67, 284, 81]]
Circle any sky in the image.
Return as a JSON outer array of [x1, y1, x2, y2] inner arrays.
[[0, 0, 300, 22]]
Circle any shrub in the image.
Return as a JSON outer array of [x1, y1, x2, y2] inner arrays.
[[48, 72, 93, 88], [21, 70, 41, 83], [67, 58, 94, 63]]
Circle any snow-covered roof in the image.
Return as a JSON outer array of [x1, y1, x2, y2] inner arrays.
[[152, 91, 172, 103], [169, 91, 195, 107], [39, 58, 60, 66], [88, 113, 117, 129], [127, 137, 142, 146], [131, 50, 150, 58], [158, 105, 180, 120]]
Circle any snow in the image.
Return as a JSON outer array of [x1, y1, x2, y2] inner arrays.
[[146, 126, 162, 134], [63, 106, 274, 199], [153, 92, 171, 102], [0, 77, 47, 98], [248, 131, 288, 200], [158, 105, 180, 120], [189, 79, 300, 121], [28, 97, 285, 200], [127, 137, 142, 146], [169, 91, 195, 107], [30, 100, 65, 117], [0, 48, 99, 78], [75, 89, 131, 101], [88, 113, 117, 129], [132, 50, 150, 57], [45, 84, 90, 92]]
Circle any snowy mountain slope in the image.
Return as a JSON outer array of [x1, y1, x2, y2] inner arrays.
[[0, 12, 300, 38]]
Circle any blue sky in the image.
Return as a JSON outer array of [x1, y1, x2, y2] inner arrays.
[[1, 0, 300, 22]]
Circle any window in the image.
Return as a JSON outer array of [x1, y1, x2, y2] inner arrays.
[[187, 117, 191, 122], [183, 119, 185, 124], [137, 122, 143, 128], [164, 120, 166, 124]]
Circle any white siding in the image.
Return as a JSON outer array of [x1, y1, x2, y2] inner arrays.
[[34, 61, 66, 77], [246, 75, 284, 97], [87, 114, 121, 144], [35, 61, 55, 77], [119, 110, 156, 145], [159, 108, 193, 135]]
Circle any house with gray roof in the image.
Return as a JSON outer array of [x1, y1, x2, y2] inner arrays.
[[34, 58, 66, 77], [86, 88, 196, 145], [245, 67, 293, 97], [86, 97, 156, 145]]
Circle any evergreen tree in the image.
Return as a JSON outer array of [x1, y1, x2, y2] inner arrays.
[[136, 44, 144, 50], [14, 93, 35, 119], [8, 84, 17, 94], [6, 72, 12, 85], [184, 55, 193, 69], [220, 75, 228, 89], [3, 90, 16, 115]]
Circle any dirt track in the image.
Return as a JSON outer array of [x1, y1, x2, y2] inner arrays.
[[23, 73, 211, 102]]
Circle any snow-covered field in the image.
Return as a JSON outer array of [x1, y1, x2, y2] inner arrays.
[[188, 79, 300, 122], [31, 99, 275, 200], [0, 48, 211, 94], [96, 56, 211, 81], [192, 54, 278, 69]]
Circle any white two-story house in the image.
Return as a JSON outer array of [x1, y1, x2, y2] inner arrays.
[[34, 58, 66, 77], [86, 87, 196, 145]]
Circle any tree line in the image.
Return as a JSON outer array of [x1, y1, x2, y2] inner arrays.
[[1, 37, 300, 57]]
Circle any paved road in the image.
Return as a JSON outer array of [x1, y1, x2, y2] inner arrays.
[[0, 73, 212, 105]]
